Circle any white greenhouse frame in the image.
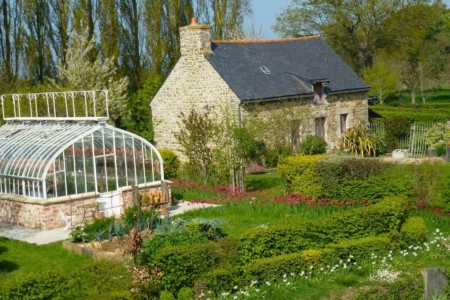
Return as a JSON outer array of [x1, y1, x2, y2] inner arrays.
[[0, 90, 164, 199]]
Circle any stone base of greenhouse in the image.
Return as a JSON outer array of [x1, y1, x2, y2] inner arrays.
[[0, 181, 171, 230]]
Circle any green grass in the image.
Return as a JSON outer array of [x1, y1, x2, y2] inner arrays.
[[371, 88, 450, 122], [245, 172, 284, 194], [0, 238, 92, 280]]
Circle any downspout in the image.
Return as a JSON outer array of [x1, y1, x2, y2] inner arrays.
[[237, 99, 243, 127]]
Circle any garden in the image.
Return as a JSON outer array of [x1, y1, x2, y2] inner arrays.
[[1, 104, 450, 299]]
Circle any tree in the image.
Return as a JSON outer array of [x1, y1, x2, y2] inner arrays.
[[379, 3, 446, 104], [51, 28, 129, 126], [362, 57, 398, 105], [48, 0, 71, 67], [0, 0, 22, 84], [274, 0, 425, 72], [196, 0, 252, 40], [22, 0, 54, 83]]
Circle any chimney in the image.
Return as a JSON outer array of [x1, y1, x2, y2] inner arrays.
[[179, 17, 212, 56]]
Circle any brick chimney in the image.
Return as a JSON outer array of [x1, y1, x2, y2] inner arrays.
[[179, 17, 212, 56]]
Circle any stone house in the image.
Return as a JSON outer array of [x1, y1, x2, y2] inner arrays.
[[150, 18, 370, 157]]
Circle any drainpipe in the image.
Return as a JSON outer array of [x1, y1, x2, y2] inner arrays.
[[237, 99, 243, 127]]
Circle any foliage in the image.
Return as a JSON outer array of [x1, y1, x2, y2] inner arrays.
[[425, 123, 449, 152], [123, 205, 161, 231], [50, 27, 129, 125], [298, 135, 327, 155], [362, 58, 399, 105], [140, 218, 227, 266], [0, 260, 133, 299], [159, 149, 180, 179], [243, 249, 326, 283], [383, 117, 411, 150], [277, 154, 326, 193], [69, 217, 116, 243], [400, 217, 428, 245], [338, 125, 381, 157], [122, 73, 163, 142], [239, 198, 407, 264], [175, 108, 218, 185], [150, 238, 239, 294]]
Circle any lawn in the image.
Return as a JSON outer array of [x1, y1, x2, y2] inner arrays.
[[370, 88, 450, 122], [0, 238, 92, 280]]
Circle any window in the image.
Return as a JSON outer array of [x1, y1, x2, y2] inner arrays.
[[313, 83, 324, 105], [259, 66, 271, 74], [340, 114, 348, 134], [315, 117, 326, 139]]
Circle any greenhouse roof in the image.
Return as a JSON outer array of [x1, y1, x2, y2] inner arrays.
[[0, 122, 102, 180]]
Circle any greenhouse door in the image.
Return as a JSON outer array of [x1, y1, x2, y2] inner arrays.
[[97, 190, 121, 217]]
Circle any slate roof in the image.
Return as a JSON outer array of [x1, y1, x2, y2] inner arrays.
[[207, 36, 370, 102]]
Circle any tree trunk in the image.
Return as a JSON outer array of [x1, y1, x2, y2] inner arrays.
[[411, 90, 416, 105]]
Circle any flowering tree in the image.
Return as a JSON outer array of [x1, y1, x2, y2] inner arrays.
[[50, 27, 129, 126]]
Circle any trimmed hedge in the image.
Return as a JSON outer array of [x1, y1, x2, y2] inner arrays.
[[151, 237, 239, 294], [278, 155, 450, 207], [243, 249, 327, 282], [243, 234, 401, 283], [400, 216, 428, 245], [239, 197, 407, 263]]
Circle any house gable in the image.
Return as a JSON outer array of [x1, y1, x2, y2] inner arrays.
[[150, 20, 240, 155]]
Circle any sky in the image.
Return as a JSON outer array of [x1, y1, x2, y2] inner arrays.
[[248, 0, 450, 39]]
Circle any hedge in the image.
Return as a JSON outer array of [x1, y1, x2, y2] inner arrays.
[[400, 216, 428, 246], [151, 237, 239, 294], [278, 155, 450, 207], [243, 249, 327, 283], [243, 234, 401, 283], [239, 197, 407, 263]]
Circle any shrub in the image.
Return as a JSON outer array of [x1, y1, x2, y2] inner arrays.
[[303, 197, 407, 248], [400, 217, 428, 245], [159, 149, 180, 179], [326, 234, 400, 262], [239, 225, 308, 264], [246, 162, 266, 174], [150, 238, 239, 293], [338, 125, 380, 157], [243, 249, 326, 282], [383, 117, 411, 150], [425, 123, 449, 155], [298, 135, 327, 155], [278, 154, 326, 193], [123, 205, 161, 231], [239, 197, 407, 263]]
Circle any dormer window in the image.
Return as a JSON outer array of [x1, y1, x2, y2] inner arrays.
[[313, 82, 325, 105], [259, 66, 271, 74]]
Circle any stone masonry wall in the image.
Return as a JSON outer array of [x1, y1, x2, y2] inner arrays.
[[0, 182, 170, 229], [151, 23, 240, 160], [242, 92, 369, 150]]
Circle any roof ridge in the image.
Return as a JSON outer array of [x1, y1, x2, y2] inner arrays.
[[211, 35, 321, 44]]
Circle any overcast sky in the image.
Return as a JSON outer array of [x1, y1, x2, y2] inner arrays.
[[248, 0, 450, 39]]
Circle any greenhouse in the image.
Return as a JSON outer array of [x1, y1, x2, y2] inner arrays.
[[0, 90, 164, 200]]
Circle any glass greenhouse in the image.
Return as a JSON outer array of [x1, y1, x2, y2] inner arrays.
[[0, 90, 164, 199]]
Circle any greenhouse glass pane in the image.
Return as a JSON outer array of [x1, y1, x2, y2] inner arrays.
[[134, 140, 144, 184], [83, 136, 95, 193]]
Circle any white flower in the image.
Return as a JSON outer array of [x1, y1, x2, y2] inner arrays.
[[222, 292, 230, 296], [283, 274, 287, 278], [266, 281, 271, 286]]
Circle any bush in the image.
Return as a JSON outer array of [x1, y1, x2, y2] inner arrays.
[[159, 149, 180, 179], [400, 217, 428, 245], [383, 117, 411, 150], [339, 125, 380, 157], [277, 154, 326, 193], [239, 224, 308, 264], [123, 205, 161, 231], [243, 249, 326, 282], [150, 238, 239, 293], [239, 197, 407, 263], [326, 234, 400, 262], [298, 135, 327, 155]]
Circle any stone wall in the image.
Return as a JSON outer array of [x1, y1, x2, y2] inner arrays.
[[151, 23, 240, 160], [242, 92, 369, 150], [0, 181, 171, 230]]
